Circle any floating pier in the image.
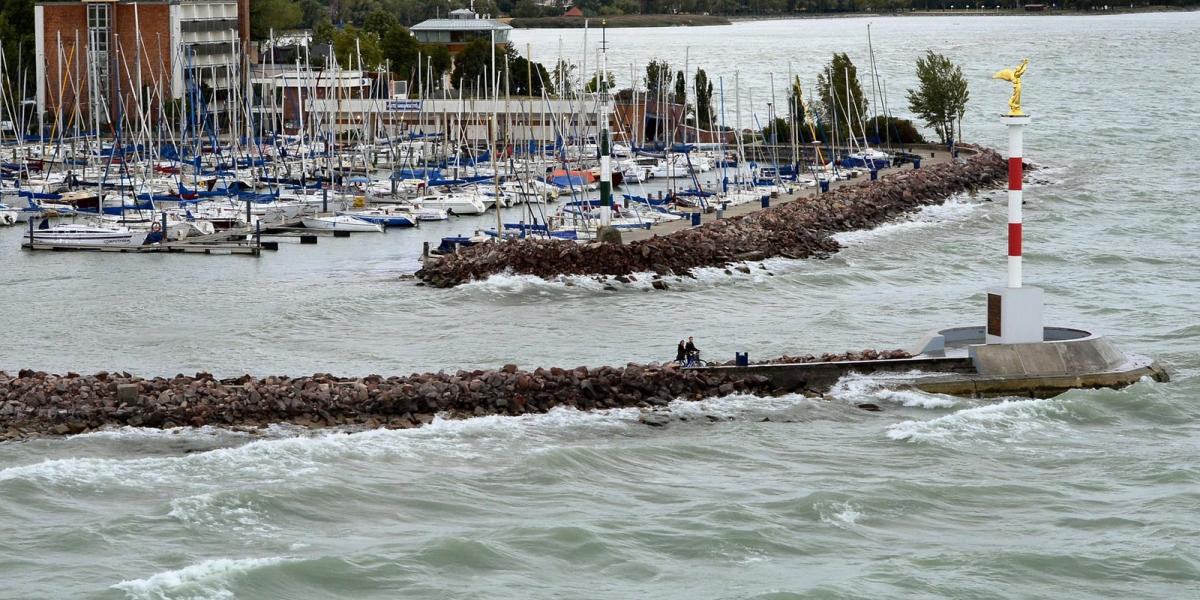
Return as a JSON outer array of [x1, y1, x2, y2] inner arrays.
[[18, 216, 373, 255]]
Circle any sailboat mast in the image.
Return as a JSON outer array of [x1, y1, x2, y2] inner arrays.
[[598, 20, 611, 226]]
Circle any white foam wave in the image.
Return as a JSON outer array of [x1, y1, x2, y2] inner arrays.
[[458, 256, 807, 295], [827, 371, 962, 409], [886, 398, 1067, 445], [0, 392, 814, 489], [168, 492, 276, 537], [817, 501, 863, 529], [833, 192, 990, 246], [112, 556, 290, 600]]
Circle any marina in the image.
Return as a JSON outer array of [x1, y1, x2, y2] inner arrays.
[[1, 8, 1197, 600]]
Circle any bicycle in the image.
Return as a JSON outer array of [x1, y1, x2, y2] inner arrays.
[[681, 352, 707, 368]]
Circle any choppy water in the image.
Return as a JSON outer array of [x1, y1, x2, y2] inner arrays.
[[2, 13, 1198, 599]]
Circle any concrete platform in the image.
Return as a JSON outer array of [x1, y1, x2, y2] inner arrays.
[[698, 326, 1167, 399]]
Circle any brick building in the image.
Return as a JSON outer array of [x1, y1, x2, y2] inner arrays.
[[33, 0, 250, 129]]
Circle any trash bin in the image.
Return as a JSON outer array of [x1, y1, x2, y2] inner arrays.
[[760, 196, 770, 208], [913, 158, 922, 170], [735, 352, 749, 367], [690, 212, 701, 226]]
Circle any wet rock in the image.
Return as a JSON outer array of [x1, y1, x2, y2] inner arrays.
[[857, 403, 882, 412], [414, 150, 1007, 288], [639, 412, 670, 427], [116, 383, 138, 403]]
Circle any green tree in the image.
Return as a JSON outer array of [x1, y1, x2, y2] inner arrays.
[[0, 0, 36, 106], [866, 115, 926, 145], [382, 25, 421, 80], [250, 0, 303, 40], [451, 38, 493, 93], [786, 75, 811, 142], [424, 44, 452, 88], [816, 52, 868, 140], [762, 116, 789, 145], [552, 59, 578, 98], [297, 0, 329, 29], [673, 69, 687, 107], [330, 26, 383, 69], [451, 39, 550, 97], [511, 0, 544, 17], [508, 52, 553, 97], [585, 71, 615, 93], [644, 59, 671, 99], [363, 9, 398, 37], [905, 50, 969, 144], [694, 68, 714, 130]]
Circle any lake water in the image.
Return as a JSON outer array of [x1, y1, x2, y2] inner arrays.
[[1, 12, 1198, 599]]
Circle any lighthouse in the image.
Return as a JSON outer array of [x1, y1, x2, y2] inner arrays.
[[987, 59, 1043, 345]]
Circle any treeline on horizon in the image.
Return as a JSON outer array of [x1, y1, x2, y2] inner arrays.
[[249, 0, 1199, 35], [0, 0, 1196, 96]]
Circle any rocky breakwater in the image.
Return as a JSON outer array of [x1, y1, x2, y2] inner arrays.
[[0, 365, 782, 440], [416, 148, 1009, 288]]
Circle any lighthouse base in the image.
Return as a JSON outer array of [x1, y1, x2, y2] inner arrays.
[[986, 286, 1044, 344]]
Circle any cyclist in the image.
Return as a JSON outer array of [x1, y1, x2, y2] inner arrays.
[[683, 337, 701, 367]]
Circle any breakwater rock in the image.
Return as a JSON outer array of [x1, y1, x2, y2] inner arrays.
[[0, 366, 776, 440], [0, 352, 911, 440], [416, 149, 1008, 288]]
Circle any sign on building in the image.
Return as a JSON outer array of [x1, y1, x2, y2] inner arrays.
[[386, 100, 423, 112]]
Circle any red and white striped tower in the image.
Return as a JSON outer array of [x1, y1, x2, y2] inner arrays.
[[1005, 116, 1028, 288], [987, 113, 1042, 345]]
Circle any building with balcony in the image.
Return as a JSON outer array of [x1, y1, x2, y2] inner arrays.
[[33, 0, 249, 128], [410, 8, 511, 55]]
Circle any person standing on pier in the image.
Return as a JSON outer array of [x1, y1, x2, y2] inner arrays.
[[676, 340, 687, 365]]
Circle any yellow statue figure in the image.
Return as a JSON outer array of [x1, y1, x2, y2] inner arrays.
[[992, 59, 1029, 116]]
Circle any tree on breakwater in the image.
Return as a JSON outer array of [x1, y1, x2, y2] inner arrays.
[[907, 50, 970, 145], [817, 53, 869, 141], [694, 69, 716, 131]]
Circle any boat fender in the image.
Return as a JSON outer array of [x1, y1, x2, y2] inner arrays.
[[150, 222, 163, 233]]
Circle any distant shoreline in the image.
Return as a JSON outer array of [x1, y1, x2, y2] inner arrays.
[[728, 5, 1196, 21], [509, 6, 1195, 29], [507, 14, 731, 29]]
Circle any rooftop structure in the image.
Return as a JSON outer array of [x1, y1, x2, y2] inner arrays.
[[410, 8, 511, 53]]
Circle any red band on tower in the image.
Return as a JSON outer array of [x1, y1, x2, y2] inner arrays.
[[1008, 223, 1022, 256], [1008, 157, 1023, 191]]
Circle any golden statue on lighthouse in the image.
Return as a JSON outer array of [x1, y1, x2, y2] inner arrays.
[[993, 58, 1029, 116]]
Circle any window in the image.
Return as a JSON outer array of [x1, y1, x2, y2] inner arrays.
[[87, 3, 111, 122]]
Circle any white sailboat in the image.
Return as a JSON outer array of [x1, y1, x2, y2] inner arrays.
[[301, 214, 384, 232], [24, 222, 150, 247]]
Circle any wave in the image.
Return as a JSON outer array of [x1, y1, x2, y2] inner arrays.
[[0, 392, 816, 489], [168, 491, 278, 538], [455, 256, 810, 296], [832, 191, 993, 246], [827, 371, 963, 409], [886, 398, 1068, 445], [815, 500, 863, 529], [111, 556, 292, 600]]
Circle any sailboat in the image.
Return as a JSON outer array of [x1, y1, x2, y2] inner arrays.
[[24, 219, 150, 247], [301, 214, 385, 232]]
